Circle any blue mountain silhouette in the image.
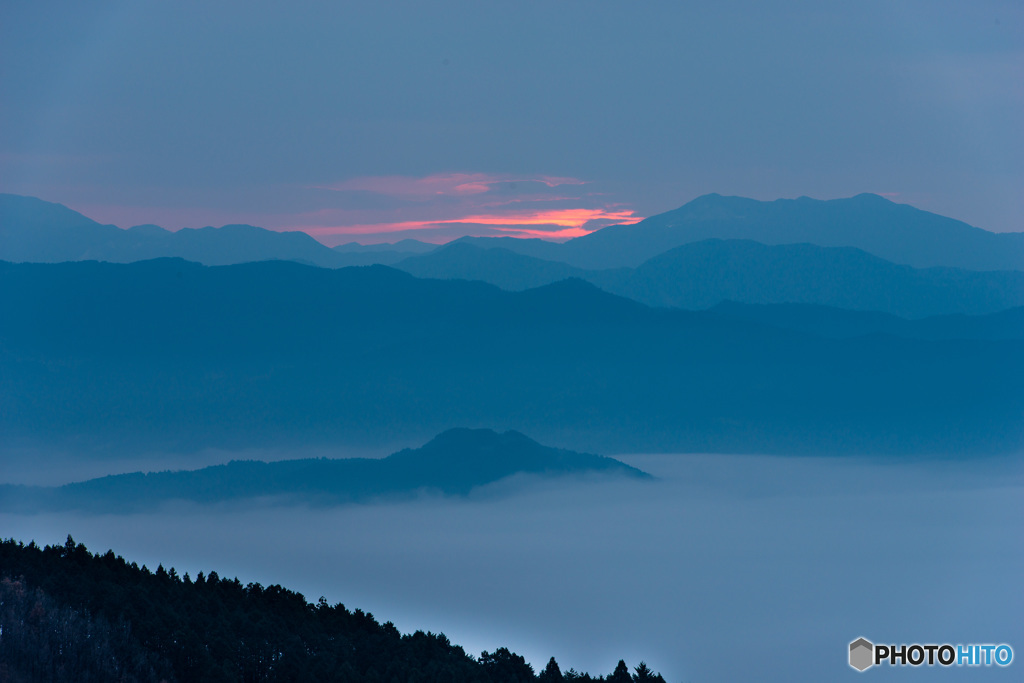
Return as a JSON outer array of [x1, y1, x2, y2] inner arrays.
[[5, 192, 1021, 273], [0, 193, 417, 268], [1, 258, 1019, 455], [397, 239, 1024, 318], [459, 193, 1024, 270], [0, 428, 647, 512]]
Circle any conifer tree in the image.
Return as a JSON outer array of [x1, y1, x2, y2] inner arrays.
[[609, 659, 632, 683], [539, 656, 564, 682]]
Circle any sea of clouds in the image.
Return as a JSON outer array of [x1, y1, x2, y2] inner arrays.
[[3, 451, 1021, 682]]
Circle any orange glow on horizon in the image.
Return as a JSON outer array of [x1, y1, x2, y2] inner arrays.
[[443, 208, 641, 227], [295, 207, 644, 242]]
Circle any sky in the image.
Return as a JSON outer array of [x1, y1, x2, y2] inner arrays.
[[3, 453, 1021, 682], [1, 1, 1021, 244]]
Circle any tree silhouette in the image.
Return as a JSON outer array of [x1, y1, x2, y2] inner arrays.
[[539, 656, 564, 682], [632, 661, 665, 682], [0, 536, 672, 682], [480, 647, 535, 683], [609, 659, 632, 683]]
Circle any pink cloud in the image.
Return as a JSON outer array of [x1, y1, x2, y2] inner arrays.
[[475, 196, 577, 209], [316, 172, 586, 199], [49, 171, 639, 246], [294, 207, 643, 243], [443, 208, 640, 228], [281, 172, 643, 244]]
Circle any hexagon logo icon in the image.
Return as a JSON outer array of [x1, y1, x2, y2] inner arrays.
[[849, 638, 874, 671]]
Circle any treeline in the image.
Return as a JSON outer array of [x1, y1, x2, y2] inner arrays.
[[0, 537, 666, 683]]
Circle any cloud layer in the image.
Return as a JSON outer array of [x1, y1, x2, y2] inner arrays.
[[4, 452, 1021, 682]]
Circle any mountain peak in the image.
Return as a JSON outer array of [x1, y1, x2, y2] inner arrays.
[[664, 193, 762, 221], [560, 192, 1021, 271], [387, 427, 649, 486], [0, 427, 649, 511], [126, 224, 168, 235]]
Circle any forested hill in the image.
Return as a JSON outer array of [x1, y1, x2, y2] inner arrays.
[[0, 537, 665, 683]]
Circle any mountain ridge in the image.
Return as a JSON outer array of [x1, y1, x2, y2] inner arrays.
[[2, 258, 1019, 456], [0, 193, 416, 268], [0, 428, 649, 512], [464, 193, 1024, 271], [4, 192, 1022, 272], [396, 239, 1024, 318]]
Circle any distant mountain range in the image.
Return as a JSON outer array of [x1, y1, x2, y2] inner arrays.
[[0, 429, 646, 512], [2, 258, 1020, 455], [7, 192, 1021, 319], [397, 240, 1024, 318], [333, 239, 435, 254], [3, 191, 1021, 457], [0, 194, 420, 268], [4, 192, 1022, 274], [457, 193, 1024, 271]]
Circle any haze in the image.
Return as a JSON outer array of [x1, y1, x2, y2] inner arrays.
[[2, 2, 1021, 239], [3, 452, 1021, 682]]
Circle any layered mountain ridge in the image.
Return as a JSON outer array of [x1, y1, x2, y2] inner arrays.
[[2, 258, 1020, 456], [4, 192, 1022, 273], [397, 240, 1024, 318]]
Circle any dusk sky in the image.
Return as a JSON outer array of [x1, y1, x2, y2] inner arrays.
[[2, 1, 1021, 244]]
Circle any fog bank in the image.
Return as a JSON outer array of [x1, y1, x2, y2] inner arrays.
[[2, 453, 1021, 682]]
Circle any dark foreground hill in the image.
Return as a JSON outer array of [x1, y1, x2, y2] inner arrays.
[[461, 193, 1024, 271], [0, 429, 648, 513], [1, 259, 1021, 456], [0, 537, 658, 682], [397, 240, 1024, 318]]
